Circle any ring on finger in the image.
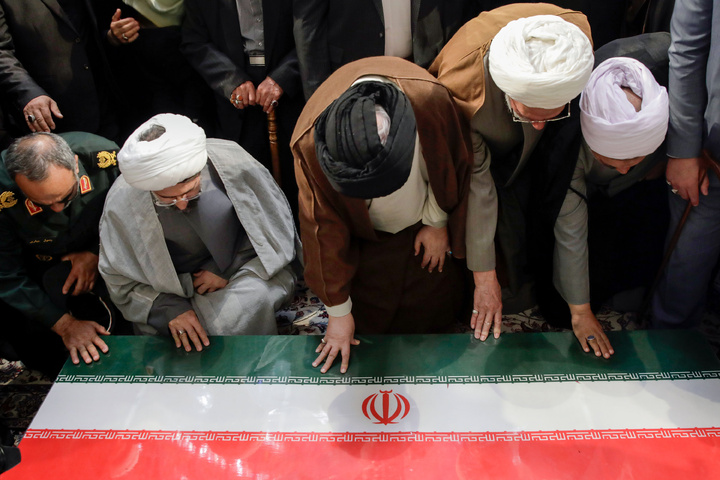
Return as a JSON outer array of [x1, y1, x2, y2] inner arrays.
[[271, 100, 279, 107], [27, 114, 36, 123], [177, 329, 186, 336], [472, 309, 479, 314], [122, 33, 129, 41], [671, 188, 679, 194], [320, 337, 327, 344]]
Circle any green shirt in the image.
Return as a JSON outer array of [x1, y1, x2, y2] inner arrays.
[[0, 132, 119, 328]]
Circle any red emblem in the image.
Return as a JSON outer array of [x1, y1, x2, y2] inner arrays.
[[25, 198, 42, 215], [79, 175, 92, 194], [361, 390, 410, 425]]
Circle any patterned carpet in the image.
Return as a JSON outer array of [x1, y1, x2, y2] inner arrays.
[[2, 281, 718, 448]]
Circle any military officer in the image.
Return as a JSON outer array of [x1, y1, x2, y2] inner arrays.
[[0, 131, 120, 374]]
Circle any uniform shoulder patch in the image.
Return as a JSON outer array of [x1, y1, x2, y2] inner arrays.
[[97, 150, 118, 169], [80, 175, 92, 194], [25, 198, 42, 215], [0, 191, 17, 212]]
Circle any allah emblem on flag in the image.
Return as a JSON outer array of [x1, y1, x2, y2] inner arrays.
[[361, 390, 410, 425]]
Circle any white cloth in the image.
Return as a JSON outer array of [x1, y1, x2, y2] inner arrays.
[[123, 0, 184, 28], [488, 15, 593, 109], [580, 57, 669, 159], [118, 114, 207, 191], [382, 0, 412, 58]]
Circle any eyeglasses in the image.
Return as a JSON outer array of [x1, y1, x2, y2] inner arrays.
[[509, 99, 572, 124], [151, 176, 203, 207]]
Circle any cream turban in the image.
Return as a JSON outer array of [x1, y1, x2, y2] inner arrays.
[[580, 57, 669, 159], [118, 114, 207, 191], [488, 15, 594, 109]]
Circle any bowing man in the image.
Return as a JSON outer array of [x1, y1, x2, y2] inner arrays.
[[99, 114, 300, 351], [291, 57, 472, 373]]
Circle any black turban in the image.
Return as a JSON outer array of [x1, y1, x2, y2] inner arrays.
[[314, 81, 417, 199]]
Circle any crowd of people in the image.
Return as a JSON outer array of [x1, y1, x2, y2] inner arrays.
[[0, 0, 717, 376]]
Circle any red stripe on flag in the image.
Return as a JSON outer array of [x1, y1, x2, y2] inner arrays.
[[4, 428, 719, 479]]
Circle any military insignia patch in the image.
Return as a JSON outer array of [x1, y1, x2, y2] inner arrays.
[[25, 199, 42, 215], [0, 191, 17, 212], [35, 254, 53, 262], [97, 150, 117, 169], [80, 175, 92, 194]]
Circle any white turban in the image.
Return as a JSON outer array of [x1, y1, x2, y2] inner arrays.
[[118, 114, 207, 191], [488, 15, 594, 109], [580, 57, 669, 159]]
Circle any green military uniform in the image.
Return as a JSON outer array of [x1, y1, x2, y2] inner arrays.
[[0, 132, 119, 329]]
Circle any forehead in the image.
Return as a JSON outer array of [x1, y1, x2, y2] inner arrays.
[[514, 102, 565, 120], [153, 176, 199, 197], [511, 99, 565, 121], [594, 151, 646, 168], [15, 164, 76, 199]]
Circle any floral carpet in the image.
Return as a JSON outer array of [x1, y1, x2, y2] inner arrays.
[[2, 280, 718, 448]]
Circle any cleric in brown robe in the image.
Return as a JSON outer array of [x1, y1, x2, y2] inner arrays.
[[291, 57, 472, 374], [429, 3, 594, 343]]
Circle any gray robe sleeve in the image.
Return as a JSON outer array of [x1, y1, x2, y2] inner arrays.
[[148, 294, 194, 335], [464, 127, 498, 272], [552, 153, 590, 305]]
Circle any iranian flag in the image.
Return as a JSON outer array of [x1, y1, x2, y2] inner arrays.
[[6, 332, 720, 479]]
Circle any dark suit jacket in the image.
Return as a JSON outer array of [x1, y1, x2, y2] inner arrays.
[[0, 0, 115, 135], [181, 0, 301, 139], [293, 0, 469, 99]]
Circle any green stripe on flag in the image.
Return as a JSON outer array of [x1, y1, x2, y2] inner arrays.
[[56, 330, 720, 384]]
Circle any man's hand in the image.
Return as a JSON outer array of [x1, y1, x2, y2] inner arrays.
[[666, 157, 709, 206], [23, 95, 63, 132], [230, 81, 256, 109], [255, 76, 283, 113], [168, 310, 210, 352], [192, 270, 228, 294], [61, 252, 99, 296], [569, 303, 614, 359], [471, 270, 502, 341], [52, 313, 109, 364], [313, 313, 360, 374], [414, 225, 450, 273], [108, 9, 140, 45]]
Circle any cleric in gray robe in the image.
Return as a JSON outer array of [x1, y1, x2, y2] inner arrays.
[[98, 114, 299, 350], [527, 44, 669, 359]]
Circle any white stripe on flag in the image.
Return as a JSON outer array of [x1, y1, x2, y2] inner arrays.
[[33, 379, 720, 433]]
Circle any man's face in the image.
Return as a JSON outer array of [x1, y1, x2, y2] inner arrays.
[[151, 174, 202, 211], [592, 151, 646, 175], [14, 157, 80, 213], [507, 97, 567, 131]]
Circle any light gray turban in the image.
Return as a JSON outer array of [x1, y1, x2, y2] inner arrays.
[[580, 57, 669, 159], [118, 113, 207, 191], [122, 0, 184, 27], [488, 15, 594, 109]]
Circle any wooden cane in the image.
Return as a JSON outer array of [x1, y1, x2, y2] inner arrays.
[[641, 150, 718, 316], [267, 110, 282, 187]]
